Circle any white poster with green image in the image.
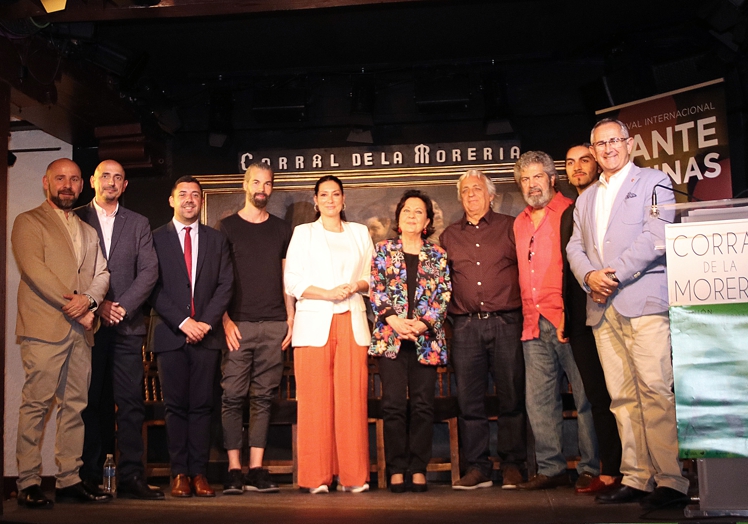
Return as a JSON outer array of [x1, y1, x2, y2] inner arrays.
[[666, 218, 748, 458]]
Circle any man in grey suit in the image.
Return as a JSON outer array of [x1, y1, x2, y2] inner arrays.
[[567, 118, 689, 510], [75, 160, 162, 500], [12, 158, 111, 508]]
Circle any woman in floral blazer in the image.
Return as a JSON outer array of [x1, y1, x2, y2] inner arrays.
[[369, 189, 451, 493]]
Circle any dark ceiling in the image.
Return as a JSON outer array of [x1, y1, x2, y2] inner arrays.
[[3, 0, 748, 178]]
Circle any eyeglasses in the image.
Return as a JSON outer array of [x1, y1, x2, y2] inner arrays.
[[528, 235, 534, 261], [592, 137, 630, 150]]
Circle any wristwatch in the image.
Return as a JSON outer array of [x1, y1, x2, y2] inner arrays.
[[85, 294, 98, 313]]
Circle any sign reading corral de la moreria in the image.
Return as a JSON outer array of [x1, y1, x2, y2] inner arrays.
[[666, 219, 748, 306], [238, 140, 521, 172]]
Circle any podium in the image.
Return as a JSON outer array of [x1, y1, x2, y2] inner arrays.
[[661, 197, 748, 518]]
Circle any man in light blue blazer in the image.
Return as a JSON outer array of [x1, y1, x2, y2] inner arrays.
[[567, 118, 689, 510]]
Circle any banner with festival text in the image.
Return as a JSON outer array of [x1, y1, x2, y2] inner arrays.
[[597, 79, 732, 201]]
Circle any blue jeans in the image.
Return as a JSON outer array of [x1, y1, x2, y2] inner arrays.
[[523, 315, 599, 477]]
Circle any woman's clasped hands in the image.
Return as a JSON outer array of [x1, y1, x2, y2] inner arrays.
[[386, 315, 427, 341]]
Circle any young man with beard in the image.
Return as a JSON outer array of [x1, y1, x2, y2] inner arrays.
[[562, 145, 623, 495], [217, 162, 294, 494], [512, 151, 599, 491], [150, 176, 233, 498]]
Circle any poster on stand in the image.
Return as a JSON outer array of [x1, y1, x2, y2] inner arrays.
[[666, 219, 748, 458]]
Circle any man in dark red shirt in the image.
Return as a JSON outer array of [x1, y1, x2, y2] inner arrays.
[[512, 151, 599, 491], [440, 169, 526, 490]]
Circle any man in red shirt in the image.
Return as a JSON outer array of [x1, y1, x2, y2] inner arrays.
[[512, 151, 599, 490]]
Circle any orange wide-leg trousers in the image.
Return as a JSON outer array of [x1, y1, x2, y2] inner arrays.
[[294, 312, 370, 489]]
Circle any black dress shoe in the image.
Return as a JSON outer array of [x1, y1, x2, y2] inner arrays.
[[56, 481, 113, 503], [411, 482, 428, 493], [118, 475, 165, 500], [389, 482, 408, 493], [640, 486, 690, 510], [17, 485, 54, 509], [595, 484, 648, 504]]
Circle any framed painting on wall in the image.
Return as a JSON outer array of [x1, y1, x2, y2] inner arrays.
[[195, 162, 569, 244]]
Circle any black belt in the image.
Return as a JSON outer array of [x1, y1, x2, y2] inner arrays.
[[456, 310, 513, 319], [471, 312, 498, 319]]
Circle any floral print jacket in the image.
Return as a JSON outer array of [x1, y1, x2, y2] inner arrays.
[[368, 238, 451, 365]]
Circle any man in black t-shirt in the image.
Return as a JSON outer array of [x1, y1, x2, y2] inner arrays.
[[217, 162, 294, 495]]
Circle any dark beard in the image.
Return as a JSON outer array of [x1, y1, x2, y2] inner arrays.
[[251, 193, 268, 209], [50, 193, 76, 210]]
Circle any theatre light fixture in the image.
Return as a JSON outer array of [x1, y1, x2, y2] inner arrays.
[[40, 0, 66, 13]]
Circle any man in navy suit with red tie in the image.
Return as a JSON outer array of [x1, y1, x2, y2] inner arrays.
[[149, 176, 233, 498]]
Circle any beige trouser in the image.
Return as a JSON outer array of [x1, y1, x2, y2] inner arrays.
[[16, 326, 91, 490], [593, 306, 689, 494]]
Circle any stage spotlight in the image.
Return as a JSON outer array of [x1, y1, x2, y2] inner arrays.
[[40, 0, 66, 13]]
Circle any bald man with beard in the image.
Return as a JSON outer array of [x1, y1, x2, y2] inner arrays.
[[12, 159, 111, 508], [75, 160, 162, 500]]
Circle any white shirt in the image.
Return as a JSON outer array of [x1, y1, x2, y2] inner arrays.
[[173, 218, 199, 328], [323, 228, 354, 314], [93, 200, 118, 258], [595, 161, 632, 260]]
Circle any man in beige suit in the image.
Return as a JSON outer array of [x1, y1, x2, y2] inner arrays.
[[11, 158, 112, 509]]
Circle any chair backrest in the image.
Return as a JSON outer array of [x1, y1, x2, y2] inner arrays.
[[142, 316, 163, 403], [277, 347, 296, 401]]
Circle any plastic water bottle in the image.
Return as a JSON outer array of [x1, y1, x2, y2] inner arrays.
[[103, 454, 116, 494]]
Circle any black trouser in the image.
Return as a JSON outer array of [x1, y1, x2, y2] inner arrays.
[[81, 327, 145, 483], [379, 346, 438, 476], [450, 310, 526, 477], [157, 344, 219, 477], [569, 325, 622, 477]]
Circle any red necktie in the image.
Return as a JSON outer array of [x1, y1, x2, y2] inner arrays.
[[184, 226, 195, 317]]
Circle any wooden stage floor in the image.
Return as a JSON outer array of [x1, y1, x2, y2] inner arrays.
[[1, 480, 738, 524]]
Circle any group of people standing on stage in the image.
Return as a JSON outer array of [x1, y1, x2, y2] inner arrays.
[[10, 117, 689, 511]]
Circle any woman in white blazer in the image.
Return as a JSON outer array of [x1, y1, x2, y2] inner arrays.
[[284, 175, 374, 494]]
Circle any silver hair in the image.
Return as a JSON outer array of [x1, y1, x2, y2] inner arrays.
[[513, 151, 557, 185], [456, 169, 496, 201], [590, 118, 630, 143]]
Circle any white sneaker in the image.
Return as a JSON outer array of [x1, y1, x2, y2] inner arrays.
[[336, 483, 369, 493], [309, 485, 329, 494]]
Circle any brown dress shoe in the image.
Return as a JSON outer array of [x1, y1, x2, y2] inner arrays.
[[191, 474, 216, 497], [517, 472, 571, 490], [171, 474, 192, 498]]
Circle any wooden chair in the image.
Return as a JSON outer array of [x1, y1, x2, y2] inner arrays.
[[141, 322, 170, 477], [427, 365, 461, 484], [367, 360, 461, 488], [367, 357, 387, 489], [259, 348, 298, 486], [256, 352, 383, 488]]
